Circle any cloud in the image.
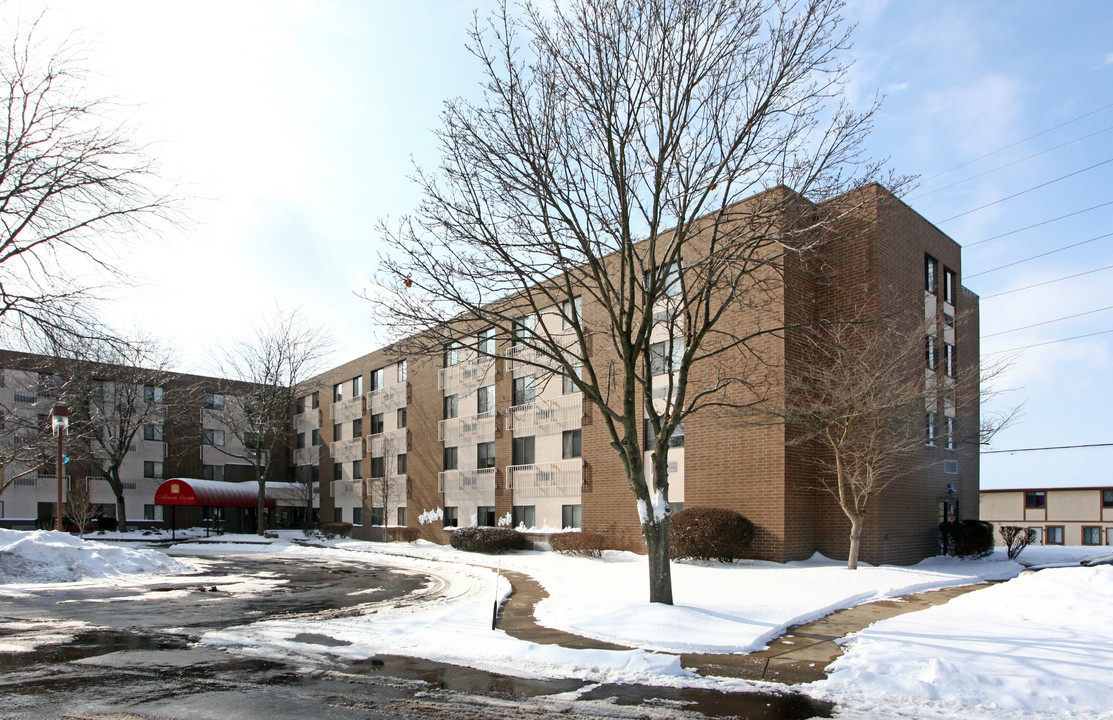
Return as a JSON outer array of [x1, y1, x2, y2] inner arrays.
[[1105, 52, 1113, 65]]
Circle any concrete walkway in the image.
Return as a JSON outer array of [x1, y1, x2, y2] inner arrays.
[[495, 569, 987, 684]]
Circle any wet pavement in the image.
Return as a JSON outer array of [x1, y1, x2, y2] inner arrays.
[[0, 553, 835, 720]]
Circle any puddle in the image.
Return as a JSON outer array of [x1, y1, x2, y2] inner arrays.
[[2, 629, 189, 671], [350, 654, 584, 697]]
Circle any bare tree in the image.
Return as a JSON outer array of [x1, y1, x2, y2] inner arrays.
[[365, 0, 888, 603], [0, 13, 172, 352], [1000, 526, 1036, 561], [209, 308, 332, 535], [64, 474, 98, 537], [367, 434, 403, 536]]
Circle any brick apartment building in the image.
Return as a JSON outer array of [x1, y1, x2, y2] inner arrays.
[[303, 183, 980, 566]]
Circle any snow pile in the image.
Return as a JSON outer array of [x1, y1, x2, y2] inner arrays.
[[0, 529, 190, 584], [811, 566, 1113, 716]]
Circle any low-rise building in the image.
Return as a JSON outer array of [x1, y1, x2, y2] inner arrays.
[[981, 486, 1113, 547]]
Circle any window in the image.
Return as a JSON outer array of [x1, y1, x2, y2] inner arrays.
[[143, 504, 162, 521], [1045, 526, 1064, 545], [562, 504, 582, 529], [333, 382, 344, 402], [943, 267, 956, 305], [311, 391, 320, 409], [444, 341, 460, 367], [143, 424, 163, 442], [203, 429, 225, 446], [512, 505, 535, 529], [397, 507, 407, 526], [352, 417, 363, 437], [563, 364, 582, 395], [1103, 489, 1113, 508], [1082, 526, 1102, 545], [353, 507, 363, 526], [311, 428, 320, 446], [397, 407, 407, 428], [352, 459, 362, 479], [476, 328, 496, 356], [925, 413, 936, 446], [561, 297, 582, 329], [649, 339, 683, 375], [562, 429, 582, 459], [443, 394, 459, 419], [371, 367, 384, 391], [1025, 491, 1047, 509], [944, 343, 955, 377], [477, 441, 496, 469], [203, 393, 225, 410], [944, 417, 955, 450], [644, 418, 685, 449], [443, 507, 459, 527], [512, 436, 535, 465], [925, 254, 938, 293], [443, 446, 458, 470], [296, 395, 306, 414], [202, 464, 224, 481], [512, 376, 535, 406], [512, 315, 535, 345], [295, 432, 307, 451], [370, 456, 385, 478], [477, 385, 495, 415], [144, 385, 164, 404], [143, 461, 163, 479], [397, 453, 407, 474], [333, 463, 344, 481], [925, 337, 937, 370], [368, 413, 383, 435], [352, 376, 363, 396], [399, 360, 407, 382], [333, 422, 343, 441], [645, 261, 682, 297], [371, 507, 385, 526], [477, 506, 496, 527], [334, 507, 343, 522]]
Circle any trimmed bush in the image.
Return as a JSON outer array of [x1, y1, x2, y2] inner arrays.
[[388, 527, 420, 542], [670, 506, 754, 562], [449, 526, 531, 554], [1000, 525, 1037, 561], [319, 521, 354, 539], [550, 531, 606, 558], [940, 520, 994, 559]]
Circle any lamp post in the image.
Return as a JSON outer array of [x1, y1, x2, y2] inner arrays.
[[50, 404, 70, 532]]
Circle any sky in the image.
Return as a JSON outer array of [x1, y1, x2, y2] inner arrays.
[[9, 0, 1113, 490]]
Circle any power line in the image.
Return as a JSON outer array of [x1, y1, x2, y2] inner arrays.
[[981, 305, 1113, 338], [938, 157, 1113, 223], [911, 123, 1113, 201], [983, 442, 1113, 454], [920, 100, 1113, 184], [964, 199, 1113, 248], [982, 328, 1113, 355], [966, 231, 1113, 278], [980, 264, 1113, 299]]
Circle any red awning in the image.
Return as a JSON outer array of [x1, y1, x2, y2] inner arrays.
[[154, 479, 276, 509]]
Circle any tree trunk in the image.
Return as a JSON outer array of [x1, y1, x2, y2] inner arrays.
[[257, 465, 267, 536], [847, 515, 863, 570], [115, 495, 127, 532], [644, 517, 673, 604]]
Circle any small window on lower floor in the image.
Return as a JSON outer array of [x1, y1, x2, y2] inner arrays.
[[562, 504, 582, 529], [397, 507, 407, 526], [143, 504, 162, 521], [352, 507, 362, 526], [443, 506, 459, 527], [334, 507, 343, 522], [143, 461, 163, 479], [512, 505, 535, 529], [477, 506, 496, 527], [1082, 526, 1102, 545], [1045, 526, 1064, 545], [370, 507, 385, 526]]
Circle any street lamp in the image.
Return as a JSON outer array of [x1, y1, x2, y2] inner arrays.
[[50, 404, 69, 532]]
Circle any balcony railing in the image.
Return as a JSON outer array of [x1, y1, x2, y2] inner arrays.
[[330, 436, 365, 463], [137, 440, 168, 459], [366, 475, 408, 504], [369, 427, 407, 456], [438, 358, 494, 394], [438, 467, 496, 493], [506, 459, 582, 493], [293, 445, 321, 466], [505, 343, 545, 374], [367, 381, 407, 412], [438, 410, 496, 444], [506, 394, 582, 432], [294, 408, 321, 432], [330, 479, 363, 499], [330, 395, 364, 423]]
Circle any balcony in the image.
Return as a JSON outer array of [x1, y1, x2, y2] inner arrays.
[[367, 381, 407, 413], [438, 467, 496, 493], [330, 436, 365, 463], [294, 408, 321, 432], [293, 445, 321, 466], [439, 411, 496, 444], [137, 440, 168, 459], [367, 475, 408, 504], [506, 394, 582, 432], [369, 428, 407, 456], [505, 343, 545, 375], [438, 358, 494, 395], [330, 395, 364, 423], [506, 459, 582, 493], [330, 479, 363, 500]]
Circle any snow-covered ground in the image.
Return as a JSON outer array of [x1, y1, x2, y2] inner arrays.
[[2, 528, 1111, 720], [0, 528, 192, 585]]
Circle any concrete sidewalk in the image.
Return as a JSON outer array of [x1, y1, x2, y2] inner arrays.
[[495, 569, 988, 684]]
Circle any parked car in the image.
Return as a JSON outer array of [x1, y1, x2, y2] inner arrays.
[[1019, 551, 1113, 576]]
